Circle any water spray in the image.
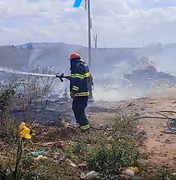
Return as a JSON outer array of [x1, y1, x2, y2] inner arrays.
[[0, 67, 70, 83], [0, 67, 57, 77]]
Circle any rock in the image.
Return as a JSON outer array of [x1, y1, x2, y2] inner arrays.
[[165, 139, 171, 144], [148, 101, 157, 104], [42, 142, 54, 146], [34, 155, 47, 161], [98, 123, 104, 129], [161, 153, 167, 157], [54, 152, 66, 162], [48, 121, 55, 125], [66, 159, 77, 167], [107, 136, 113, 143], [134, 112, 140, 116], [125, 169, 135, 177], [78, 163, 88, 169], [127, 102, 135, 107], [80, 171, 98, 179]]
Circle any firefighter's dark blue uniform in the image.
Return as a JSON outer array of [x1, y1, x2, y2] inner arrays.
[[70, 57, 92, 131]]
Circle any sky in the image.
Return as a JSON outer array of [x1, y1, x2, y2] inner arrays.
[[0, 0, 176, 47]]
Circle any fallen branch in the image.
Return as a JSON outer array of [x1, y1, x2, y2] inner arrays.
[[160, 110, 176, 114], [134, 111, 176, 134], [133, 116, 171, 120], [155, 111, 170, 118], [160, 129, 176, 134]]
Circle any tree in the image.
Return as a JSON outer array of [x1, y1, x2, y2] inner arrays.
[[27, 44, 34, 50]]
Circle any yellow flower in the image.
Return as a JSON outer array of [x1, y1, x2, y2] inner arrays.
[[19, 122, 26, 132], [19, 122, 32, 139], [128, 166, 139, 173]]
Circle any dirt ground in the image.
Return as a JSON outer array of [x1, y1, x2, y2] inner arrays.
[[88, 88, 176, 170], [2, 88, 176, 178]]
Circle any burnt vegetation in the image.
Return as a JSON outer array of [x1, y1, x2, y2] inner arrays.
[[0, 65, 175, 180]]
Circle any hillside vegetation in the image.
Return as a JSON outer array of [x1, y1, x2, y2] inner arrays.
[[1, 42, 176, 72]]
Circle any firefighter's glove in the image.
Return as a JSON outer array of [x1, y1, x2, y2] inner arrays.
[[65, 76, 71, 80], [70, 92, 76, 99]]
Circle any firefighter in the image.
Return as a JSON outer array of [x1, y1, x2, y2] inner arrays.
[[67, 52, 92, 132]]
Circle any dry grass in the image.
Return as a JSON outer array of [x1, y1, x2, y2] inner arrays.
[[0, 115, 146, 180], [0, 79, 175, 180]]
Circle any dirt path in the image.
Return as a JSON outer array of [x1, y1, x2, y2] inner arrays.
[[89, 88, 176, 169], [139, 90, 176, 168]]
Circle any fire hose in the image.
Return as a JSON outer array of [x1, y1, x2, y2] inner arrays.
[[55, 73, 94, 88], [55, 73, 70, 82]]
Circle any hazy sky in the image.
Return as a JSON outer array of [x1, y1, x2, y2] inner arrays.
[[0, 0, 176, 47]]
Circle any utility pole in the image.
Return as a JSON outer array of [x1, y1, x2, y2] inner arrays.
[[85, 0, 92, 68], [94, 34, 97, 49]]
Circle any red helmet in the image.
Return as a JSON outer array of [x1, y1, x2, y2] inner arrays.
[[68, 52, 80, 60]]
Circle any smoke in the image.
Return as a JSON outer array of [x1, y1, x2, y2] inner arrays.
[[29, 49, 42, 68], [93, 85, 151, 102], [142, 46, 176, 75], [93, 89, 135, 101], [1, 44, 176, 102], [91, 47, 176, 102]]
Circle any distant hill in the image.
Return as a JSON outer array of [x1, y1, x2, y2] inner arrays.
[[0, 42, 176, 74]]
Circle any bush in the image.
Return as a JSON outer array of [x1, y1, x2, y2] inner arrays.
[[86, 137, 141, 178], [64, 115, 144, 179], [0, 66, 58, 140]]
